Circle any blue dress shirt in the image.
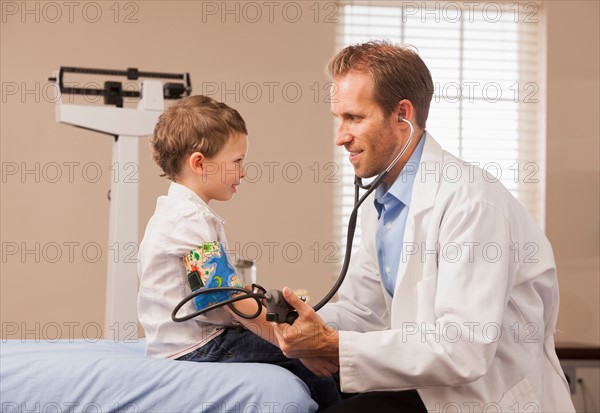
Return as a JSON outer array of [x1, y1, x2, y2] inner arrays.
[[374, 133, 426, 296]]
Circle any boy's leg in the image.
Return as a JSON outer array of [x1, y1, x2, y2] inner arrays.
[[178, 326, 288, 363], [178, 327, 340, 409]]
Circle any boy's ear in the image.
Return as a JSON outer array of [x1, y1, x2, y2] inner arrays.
[[188, 152, 206, 176]]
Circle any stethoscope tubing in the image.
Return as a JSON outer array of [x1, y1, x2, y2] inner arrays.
[[172, 117, 416, 322], [312, 116, 415, 311]]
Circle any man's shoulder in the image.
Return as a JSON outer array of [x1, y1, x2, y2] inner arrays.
[[419, 144, 519, 217]]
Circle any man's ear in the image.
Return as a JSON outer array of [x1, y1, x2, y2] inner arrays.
[[395, 99, 416, 128], [188, 152, 206, 176]]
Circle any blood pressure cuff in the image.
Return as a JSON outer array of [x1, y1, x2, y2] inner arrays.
[[183, 241, 244, 310]]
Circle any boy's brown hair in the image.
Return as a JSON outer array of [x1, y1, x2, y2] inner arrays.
[[151, 95, 247, 180]]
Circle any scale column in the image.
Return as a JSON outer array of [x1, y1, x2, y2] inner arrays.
[[105, 134, 139, 341]]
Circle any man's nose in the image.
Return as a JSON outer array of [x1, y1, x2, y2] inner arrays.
[[335, 121, 352, 147]]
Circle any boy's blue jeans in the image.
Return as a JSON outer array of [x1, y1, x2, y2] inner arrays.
[[177, 326, 340, 410]]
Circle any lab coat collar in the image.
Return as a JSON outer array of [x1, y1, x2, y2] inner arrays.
[[391, 132, 444, 301], [167, 182, 226, 225], [409, 131, 443, 217], [374, 131, 426, 218]]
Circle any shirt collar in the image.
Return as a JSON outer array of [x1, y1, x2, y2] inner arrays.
[[168, 182, 226, 224], [374, 132, 427, 216]]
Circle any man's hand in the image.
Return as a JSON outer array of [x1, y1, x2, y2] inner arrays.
[[300, 356, 339, 377], [272, 287, 340, 359]]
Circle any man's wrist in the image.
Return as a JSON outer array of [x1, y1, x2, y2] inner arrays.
[[321, 328, 340, 358]]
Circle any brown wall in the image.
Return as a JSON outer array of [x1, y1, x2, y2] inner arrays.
[[545, 0, 600, 346], [1, 0, 338, 340], [1, 1, 598, 345]]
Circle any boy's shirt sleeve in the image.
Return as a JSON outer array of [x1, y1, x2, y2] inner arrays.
[[183, 241, 244, 310], [162, 208, 220, 257], [161, 207, 242, 320]]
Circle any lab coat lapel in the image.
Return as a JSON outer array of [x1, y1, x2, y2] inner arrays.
[[392, 133, 443, 316], [409, 132, 443, 218]]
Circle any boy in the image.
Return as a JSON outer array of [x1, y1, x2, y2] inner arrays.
[[137, 95, 339, 409]]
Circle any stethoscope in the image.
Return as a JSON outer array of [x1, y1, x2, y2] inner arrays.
[[172, 115, 415, 324]]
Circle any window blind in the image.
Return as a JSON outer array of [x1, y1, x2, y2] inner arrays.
[[333, 1, 545, 258]]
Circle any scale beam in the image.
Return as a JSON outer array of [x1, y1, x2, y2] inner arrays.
[[50, 66, 191, 340]]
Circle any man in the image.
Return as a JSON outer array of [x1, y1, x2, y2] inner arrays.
[[273, 41, 575, 412]]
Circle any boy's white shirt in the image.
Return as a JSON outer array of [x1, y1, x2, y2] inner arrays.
[[137, 182, 237, 359]]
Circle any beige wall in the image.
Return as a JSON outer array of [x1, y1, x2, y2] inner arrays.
[[1, 1, 598, 345], [1, 0, 337, 340], [545, 0, 600, 346]]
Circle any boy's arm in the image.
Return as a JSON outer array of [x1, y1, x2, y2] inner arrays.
[[227, 294, 278, 346], [228, 293, 340, 377]]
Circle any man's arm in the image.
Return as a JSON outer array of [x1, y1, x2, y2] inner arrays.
[[274, 201, 521, 392]]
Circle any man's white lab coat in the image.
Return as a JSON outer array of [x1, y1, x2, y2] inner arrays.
[[319, 134, 575, 412]]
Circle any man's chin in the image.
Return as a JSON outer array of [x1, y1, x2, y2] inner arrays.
[[354, 168, 378, 180]]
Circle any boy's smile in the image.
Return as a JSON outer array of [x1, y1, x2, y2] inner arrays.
[[201, 133, 248, 202]]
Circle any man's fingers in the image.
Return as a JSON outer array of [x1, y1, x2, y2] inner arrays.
[[299, 356, 339, 377], [282, 286, 311, 315]]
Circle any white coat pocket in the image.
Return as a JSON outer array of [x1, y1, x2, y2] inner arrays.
[[498, 376, 540, 413]]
